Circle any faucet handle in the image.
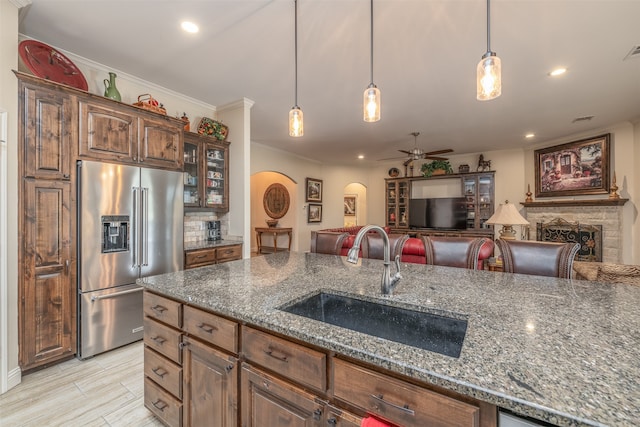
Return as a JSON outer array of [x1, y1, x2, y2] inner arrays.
[[393, 254, 402, 275]]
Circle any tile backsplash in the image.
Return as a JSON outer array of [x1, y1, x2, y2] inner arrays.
[[184, 211, 228, 243]]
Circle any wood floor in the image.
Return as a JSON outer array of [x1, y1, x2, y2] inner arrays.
[[0, 341, 163, 427]]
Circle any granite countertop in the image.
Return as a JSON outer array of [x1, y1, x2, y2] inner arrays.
[[138, 251, 640, 426], [184, 237, 243, 251]]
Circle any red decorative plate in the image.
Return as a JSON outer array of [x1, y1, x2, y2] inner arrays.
[[18, 40, 88, 91]]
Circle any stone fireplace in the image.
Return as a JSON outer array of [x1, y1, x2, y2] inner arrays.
[[522, 199, 628, 263]]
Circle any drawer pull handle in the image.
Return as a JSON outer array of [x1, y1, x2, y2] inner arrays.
[[151, 336, 167, 345], [152, 399, 168, 411], [151, 304, 168, 314], [152, 367, 168, 378], [313, 408, 322, 421], [371, 394, 415, 416], [225, 364, 234, 373], [179, 341, 190, 349], [327, 418, 337, 425], [264, 347, 289, 363], [195, 254, 208, 259], [197, 322, 217, 334]]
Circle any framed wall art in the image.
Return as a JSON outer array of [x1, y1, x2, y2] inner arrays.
[[534, 133, 610, 198], [305, 178, 323, 202], [307, 203, 322, 223], [344, 195, 356, 216]]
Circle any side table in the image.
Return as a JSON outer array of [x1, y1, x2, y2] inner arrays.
[[255, 227, 292, 254]]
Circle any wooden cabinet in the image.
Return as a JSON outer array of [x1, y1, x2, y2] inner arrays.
[[241, 365, 324, 427], [183, 132, 230, 212], [21, 83, 73, 180], [143, 292, 184, 426], [20, 179, 74, 370], [386, 172, 495, 233], [385, 178, 410, 228], [334, 358, 480, 427], [184, 244, 242, 269], [79, 98, 183, 171], [143, 294, 497, 427], [182, 336, 238, 427], [18, 74, 76, 371]]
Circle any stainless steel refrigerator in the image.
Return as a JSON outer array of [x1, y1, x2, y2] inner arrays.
[[77, 160, 183, 359]]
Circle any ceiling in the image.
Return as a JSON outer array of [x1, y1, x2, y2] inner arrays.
[[17, 1, 640, 166]]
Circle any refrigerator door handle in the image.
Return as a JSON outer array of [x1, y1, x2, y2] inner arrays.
[[90, 286, 143, 301], [142, 187, 149, 266], [132, 186, 139, 268]]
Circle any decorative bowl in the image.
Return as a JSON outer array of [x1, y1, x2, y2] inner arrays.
[[266, 219, 278, 227]]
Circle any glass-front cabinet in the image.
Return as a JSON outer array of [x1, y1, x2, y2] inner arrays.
[[183, 132, 230, 212], [462, 172, 495, 230], [385, 179, 410, 228]]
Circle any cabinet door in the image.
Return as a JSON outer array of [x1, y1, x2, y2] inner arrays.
[[204, 143, 229, 212], [21, 179, 74, 370], [139, 116, 183, 171], [78, 100, 138, 163], [20, 84, 72, 180], [183, 138, 202, 207], [241, 365, 324, 427], [183, 336, 237, 427]]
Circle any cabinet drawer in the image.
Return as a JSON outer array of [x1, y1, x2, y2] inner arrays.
[[216, 245, 242, 263], [183, 306, 238, 354], [333, 358, 479, 427], [144, 317, 182, 364], [145, 377, 182, 427], [242, 326, 326, 392], [185, 248, 216, 268], [144, 347, 182, 399], [144, 291, 182, 329]]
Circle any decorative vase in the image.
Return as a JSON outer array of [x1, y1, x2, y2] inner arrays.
[[103, 72, 121, 101]]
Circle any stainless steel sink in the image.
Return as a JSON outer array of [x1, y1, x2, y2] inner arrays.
[[279, 292, 467, 358]]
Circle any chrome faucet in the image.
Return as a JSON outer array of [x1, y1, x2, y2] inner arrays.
[[346, 225, 402, 295]]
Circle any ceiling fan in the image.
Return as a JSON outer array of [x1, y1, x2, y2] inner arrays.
[[381, 132, 454, 166]]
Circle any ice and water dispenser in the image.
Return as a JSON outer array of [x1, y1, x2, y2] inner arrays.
[[101, 215, 129, 253]]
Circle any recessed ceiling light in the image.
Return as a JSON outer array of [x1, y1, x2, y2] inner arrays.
[[525, 133, 535, 139], [181, 21, 199, 33], [357, 155, 364, 159], [548, 67, 567, 77]]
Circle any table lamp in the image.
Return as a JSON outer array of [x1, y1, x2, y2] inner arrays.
[[485, 200, 529, 240]]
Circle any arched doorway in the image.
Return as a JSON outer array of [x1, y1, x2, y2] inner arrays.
[[343, 182, 367, 227]]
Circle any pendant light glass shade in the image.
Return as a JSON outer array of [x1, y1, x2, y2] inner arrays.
[[476, 52, 501, 100], [363, 0, 380, 122], [289, 0, 303, 137], [363, 84, 380, 122], [289, 106, 303, 137], [476, 0, 501, 101]]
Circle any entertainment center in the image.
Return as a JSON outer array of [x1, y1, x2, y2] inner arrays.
[[385, 171, 495, 238]]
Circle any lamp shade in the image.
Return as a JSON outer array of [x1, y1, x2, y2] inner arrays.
[[485, 201, 529, 226]]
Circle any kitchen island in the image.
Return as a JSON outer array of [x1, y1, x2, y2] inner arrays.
[[139, 251, 640, 426]]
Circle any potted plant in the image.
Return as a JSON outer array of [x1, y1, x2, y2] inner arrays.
[[421, 159, 453, 177]]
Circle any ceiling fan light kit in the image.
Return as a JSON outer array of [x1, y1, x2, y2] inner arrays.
[[477, 0, 502, 100], [363, 0, 380, 122], [289, 0, 304, 137]]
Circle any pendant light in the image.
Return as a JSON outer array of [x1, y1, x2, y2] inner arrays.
[[363, 0, 380, 122], [476, 0, 501, 100], [289, 0, 303, 137]]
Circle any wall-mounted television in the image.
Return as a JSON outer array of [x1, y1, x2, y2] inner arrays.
[[409, 197, 467, 230]]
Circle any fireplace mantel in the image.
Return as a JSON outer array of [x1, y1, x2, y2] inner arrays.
[[521, 198, 628, 208]]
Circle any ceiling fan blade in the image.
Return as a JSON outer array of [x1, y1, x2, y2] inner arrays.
[[423, 155, 449, 161], [377, 155, 407, 161], [423, 149, 454, 156], [398, 149, 412, 155], [403, 158, 414, 167]]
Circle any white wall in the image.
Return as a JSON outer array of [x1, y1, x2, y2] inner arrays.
[[0, 0, 21, 393]]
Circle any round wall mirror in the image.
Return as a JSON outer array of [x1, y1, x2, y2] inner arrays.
[[263, 183, 290, 219]]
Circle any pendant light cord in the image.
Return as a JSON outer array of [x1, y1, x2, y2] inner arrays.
[[369, 0, 374, 84], [486, 0, 491, 53], [294, 0, 299, 107]]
